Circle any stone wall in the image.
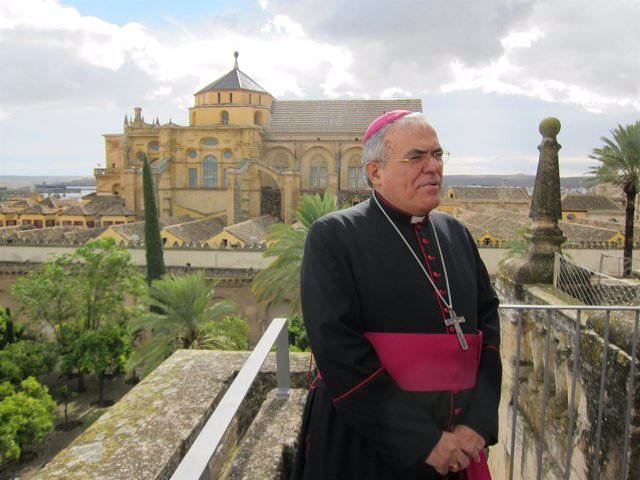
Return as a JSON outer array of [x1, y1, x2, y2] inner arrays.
[[491, 277, 639, 479], [36, 349, 311, 480]]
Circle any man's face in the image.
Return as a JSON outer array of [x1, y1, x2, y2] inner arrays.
[[367, 122, 443, 216]]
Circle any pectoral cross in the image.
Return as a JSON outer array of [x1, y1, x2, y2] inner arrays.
[[445, 311, 468, 351]]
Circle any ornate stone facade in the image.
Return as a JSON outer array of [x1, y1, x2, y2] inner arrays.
[[95, 52, 422, 224]]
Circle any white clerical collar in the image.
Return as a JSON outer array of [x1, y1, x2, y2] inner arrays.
[[410, 215, 426, 224]]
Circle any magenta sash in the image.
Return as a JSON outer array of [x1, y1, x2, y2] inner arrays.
[[465, 449, 492, 479], [363, 331, 483, 392]]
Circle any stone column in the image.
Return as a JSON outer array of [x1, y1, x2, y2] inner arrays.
[[500, 117, 566, 289]]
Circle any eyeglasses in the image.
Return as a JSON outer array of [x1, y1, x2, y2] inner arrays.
[[383, 149, 449, 169]]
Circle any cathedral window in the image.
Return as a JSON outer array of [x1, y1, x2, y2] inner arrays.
[[188, 168, 198, 188], [149, 141, 159, 152], [203, 155, 218, 188], [348, 166, 367, 189], [202, 138, 219, 147], [223, 150, 233, 160], [187, 149, 198, 159], [218, 93, 221, 103], [221, 111, 229, 125], [310, 166, 327, 188]]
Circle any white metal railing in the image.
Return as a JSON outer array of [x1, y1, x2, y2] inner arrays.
[[500, 305, 639, 480], [170, 318, 290, 480]]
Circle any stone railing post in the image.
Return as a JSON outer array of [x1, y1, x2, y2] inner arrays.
[[499, 117, 567, 291]]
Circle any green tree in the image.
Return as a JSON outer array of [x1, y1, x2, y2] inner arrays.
[[200, 315, 250, 350], [0, 307, 22, 348], [127, 272, 236, 377], [142, 154, 166, 285], [287, 313, 310, 352], [0, 341, 57, 384], [588, 121, 640, 277], [66, 324, 129, 406], [11, 238, 145, 392], [72, 238, 146, 332], [0, 377, 56, 466], [252, 193, 338, 313], [10, 259, 77, 347]]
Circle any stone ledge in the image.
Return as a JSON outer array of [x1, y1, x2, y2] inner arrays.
[[37, 350, 310, 480], [222, 388, 307, 479]]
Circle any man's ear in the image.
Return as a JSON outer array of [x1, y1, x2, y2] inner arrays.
[[365, 162, 382, 187]]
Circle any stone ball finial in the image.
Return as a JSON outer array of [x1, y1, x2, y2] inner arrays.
[[539, 117, 561, 138], [234, 51, 239, 59]]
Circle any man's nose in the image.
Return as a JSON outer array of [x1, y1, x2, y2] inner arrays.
[[421, 155, 439, 172]]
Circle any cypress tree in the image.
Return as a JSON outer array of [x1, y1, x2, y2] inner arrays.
[[142, 155, 166, 285]]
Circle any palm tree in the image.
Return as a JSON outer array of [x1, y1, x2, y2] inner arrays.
[[252, 193, 339, 313], [127, 271, 236, 377], [588, 121, 640, 277]]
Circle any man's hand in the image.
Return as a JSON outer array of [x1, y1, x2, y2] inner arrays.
[[452, 424, 485, 463], [424, 431, 470, 475]]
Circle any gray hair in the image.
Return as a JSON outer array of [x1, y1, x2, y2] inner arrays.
[[361, 112, 433, 187]]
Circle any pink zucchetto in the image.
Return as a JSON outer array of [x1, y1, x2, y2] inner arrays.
[[363, 110, 412, 144]]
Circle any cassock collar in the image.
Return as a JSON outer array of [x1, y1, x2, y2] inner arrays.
[[372, 191, 430, 225]]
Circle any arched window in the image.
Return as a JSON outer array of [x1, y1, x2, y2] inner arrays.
[[221, 111, 229, 125], [310, 155, 327, 188], [203, 155, 218, 188], [347, 154, 366, 189]]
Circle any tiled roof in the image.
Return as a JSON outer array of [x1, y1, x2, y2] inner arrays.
[[558, 221, 622, 243], [85, 195, 126, 214], [60, 204, 95, 216], [14, 226, 105, 244], [0, 204, 20, 214], [570, 217, 640, 241], [266, 99, 423, 136], [562, 194, 622, 211], [0, 225, 32, 240], [225, 215, 279, 244], [20, 204, 59, 215], [100, 204, 137, 217], [459, 211, 527, 241], [459, 207, 623, 243], [108, 216, 192, 242], [444, 186, 530, 201], [164, 216, 227, 244], [195, 68, 267, 95], [8, 199, 35, 208]]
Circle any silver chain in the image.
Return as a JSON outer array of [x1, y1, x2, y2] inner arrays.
[[373, 194, 453, 310]]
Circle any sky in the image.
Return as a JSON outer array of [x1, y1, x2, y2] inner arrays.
[[0, 0, 638, 178]]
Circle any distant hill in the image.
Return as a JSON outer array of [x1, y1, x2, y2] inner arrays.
[[0, 176, 96, 189], [444, 175, 591, 189], [0, 174, 590, 190]]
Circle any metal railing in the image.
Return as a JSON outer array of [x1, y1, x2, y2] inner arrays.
[[170, 318, 290, 480], [169, 305, 639, 480], [500, 305, 639, 480]]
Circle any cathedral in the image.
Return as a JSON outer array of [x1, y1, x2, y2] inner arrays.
[[95, 52, 422, 224]]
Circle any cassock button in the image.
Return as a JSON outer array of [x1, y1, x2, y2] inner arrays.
[[421, 238, 429, 245], [439, 289, 447, 296], [427, 254, 436, 261], [432, 272, 442, 278], [443, 307, 449, 313], [448, 326, 455, 334]]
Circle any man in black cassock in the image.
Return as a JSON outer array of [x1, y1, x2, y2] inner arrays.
[[293, 111, 501, 479]]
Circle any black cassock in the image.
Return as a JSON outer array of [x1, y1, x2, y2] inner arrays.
[[293, 193, 502, 480]]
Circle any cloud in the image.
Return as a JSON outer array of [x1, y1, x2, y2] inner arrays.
[[0, 0, 638, 177], [261, 0, 640, 112]]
